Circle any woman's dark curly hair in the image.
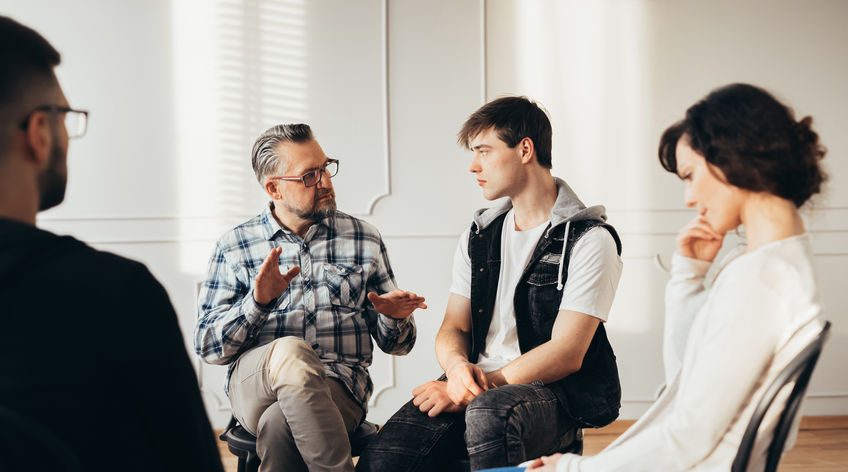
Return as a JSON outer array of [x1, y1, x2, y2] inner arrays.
[[658, 83, 827, 207]]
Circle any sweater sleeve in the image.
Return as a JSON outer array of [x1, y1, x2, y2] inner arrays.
[[663, 252, 712, 382], [556, 262, 784, 472]]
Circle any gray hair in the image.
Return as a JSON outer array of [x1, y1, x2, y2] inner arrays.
[[250, 123, 314, 182]]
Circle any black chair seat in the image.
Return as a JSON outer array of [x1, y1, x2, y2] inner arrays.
[[221, 422, 261, 454], [220, 416, 380, 472]]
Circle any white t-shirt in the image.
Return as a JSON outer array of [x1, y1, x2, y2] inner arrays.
[[449, 209, 623, 372]]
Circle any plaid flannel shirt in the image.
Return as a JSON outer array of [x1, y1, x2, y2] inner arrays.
[[195, 204, 416, 410]]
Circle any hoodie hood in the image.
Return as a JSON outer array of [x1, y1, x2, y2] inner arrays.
[[471, 177, 608, 236], [470, 177, 610, 292]]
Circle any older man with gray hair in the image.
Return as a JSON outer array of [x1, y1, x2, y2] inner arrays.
[[195, 123, 426, 472]]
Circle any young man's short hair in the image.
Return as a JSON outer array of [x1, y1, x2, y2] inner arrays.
[[458, 96, 553, 169]]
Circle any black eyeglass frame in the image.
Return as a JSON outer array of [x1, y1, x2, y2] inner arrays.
[[267, 158, 340, 187], [19, 105, 89, 138]]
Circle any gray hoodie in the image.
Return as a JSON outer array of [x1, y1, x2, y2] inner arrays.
[[471, 177, 609, 291]]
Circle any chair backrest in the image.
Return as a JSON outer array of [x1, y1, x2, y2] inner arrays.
[[0, 405, 83, 472], [732, 320, 831, 472]]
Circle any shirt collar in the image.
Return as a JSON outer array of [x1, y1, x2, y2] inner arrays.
[[261, 202, 288, 242], [261, 202, 332, 242]]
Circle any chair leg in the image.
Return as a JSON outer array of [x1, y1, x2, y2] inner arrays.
[[245, 452, 260, 472], [559, 429, 583, 456], [572, 437, 584, 456], [572, 429, 584, 456]]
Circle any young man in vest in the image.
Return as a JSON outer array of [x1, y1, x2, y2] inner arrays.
[[357, 96, 623, 471]]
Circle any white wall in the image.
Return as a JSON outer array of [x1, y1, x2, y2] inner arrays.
[[2, 0, 845, 428], [486, 0, 848, 418]]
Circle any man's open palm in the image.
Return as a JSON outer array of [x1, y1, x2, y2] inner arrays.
[[367, 290, 427, 319]]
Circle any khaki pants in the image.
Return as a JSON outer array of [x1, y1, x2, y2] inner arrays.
[[229, 337, 364, 472]]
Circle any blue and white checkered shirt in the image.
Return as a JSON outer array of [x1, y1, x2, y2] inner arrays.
[[195, 203, 416, 410]]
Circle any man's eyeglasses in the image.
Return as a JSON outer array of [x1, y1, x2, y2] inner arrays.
[[19, 105, 89, 139], [268, 158, 339, 187]]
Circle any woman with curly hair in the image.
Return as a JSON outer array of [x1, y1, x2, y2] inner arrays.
[[525, 83, 828, 471]]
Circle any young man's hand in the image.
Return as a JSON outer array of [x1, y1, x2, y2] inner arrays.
[[445, 361, 488, 405], [412, 381, 465, 417], [253, 247, 301, 306], [367, 290, 427, 319]]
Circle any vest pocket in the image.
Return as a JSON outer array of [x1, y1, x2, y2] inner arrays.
[[526, 258, 559, 286], [525, 262, 561, 319], [323, 263, 364, 308], [526, 271, 558, 286]]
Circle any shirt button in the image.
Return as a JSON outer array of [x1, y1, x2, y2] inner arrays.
[[478, 308, 484, 313], [479, 268, 485, 272]]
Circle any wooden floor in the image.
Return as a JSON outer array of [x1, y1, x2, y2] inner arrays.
[[217, 416, 848, 471], [582, 416, 848, 471]]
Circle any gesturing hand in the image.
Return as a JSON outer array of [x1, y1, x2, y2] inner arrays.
[[677, 215, 724, 262], [446, 361, 488, 405], [412, 381, 465, 417], [253, 247, 301, 306], [367, 290, 427, 319]]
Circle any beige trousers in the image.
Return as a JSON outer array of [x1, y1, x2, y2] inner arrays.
[[229, 337, 364, 472]]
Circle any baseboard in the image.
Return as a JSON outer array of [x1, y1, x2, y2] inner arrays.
[[799, 415, 848, 430], [583, 415, 848, 436]]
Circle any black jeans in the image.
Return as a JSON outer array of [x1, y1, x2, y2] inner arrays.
[[356, 382, 578, 471]]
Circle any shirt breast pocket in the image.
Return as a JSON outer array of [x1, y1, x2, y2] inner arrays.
[[323, 263, 365, 308]]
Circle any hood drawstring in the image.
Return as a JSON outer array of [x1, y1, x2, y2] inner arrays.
[[556, 220, 571, 291]]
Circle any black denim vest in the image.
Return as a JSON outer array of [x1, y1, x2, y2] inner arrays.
[[468, 213, 623, 428]]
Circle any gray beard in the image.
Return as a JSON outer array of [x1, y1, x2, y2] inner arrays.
[[285, 191, 336, 222], [38, 140, 67, 212]]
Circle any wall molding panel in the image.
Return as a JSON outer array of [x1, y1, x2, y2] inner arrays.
[[12, 0, 846, 428]]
